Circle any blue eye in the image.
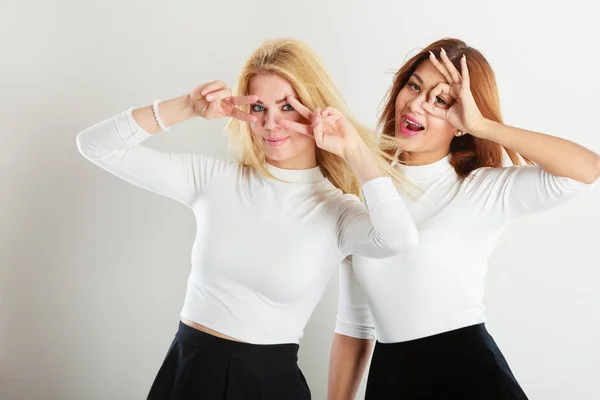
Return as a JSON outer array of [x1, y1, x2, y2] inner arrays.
[[251, 104, 265, 112], [282, 104, 294, 111]]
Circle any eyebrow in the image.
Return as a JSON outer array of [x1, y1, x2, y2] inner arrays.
[[411, 73, 424, 84], [255, 96, 294, 105]]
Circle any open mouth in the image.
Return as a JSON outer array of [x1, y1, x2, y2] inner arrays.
[[403, 118, 424, 132], [399, 116, 425, 137]]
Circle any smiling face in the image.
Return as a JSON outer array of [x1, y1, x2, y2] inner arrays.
[[248, 74, 317, 170], [394, 60, 457, 165]]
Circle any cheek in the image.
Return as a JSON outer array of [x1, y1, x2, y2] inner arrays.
[[426, 117, 455, 138], [396, 86, 417, 109], [289, 131, 313, 147], [417, 118, 456, 150], [395, 93, 408, 112], [287, 133, 315, 155], [250, 114, 265, 129], [281, 111, 304, 124], [250, 122, 265, 137]]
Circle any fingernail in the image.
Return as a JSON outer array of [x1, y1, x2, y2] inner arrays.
[[429, 51, 435, 58], [206, 95, 213, 101], [441, 48, 446, 54]]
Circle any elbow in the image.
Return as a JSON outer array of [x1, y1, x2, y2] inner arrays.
[[579, 155, 600, 184], [387, 225, 419, 254], [374, 235, 418, 258], [404, 226, 420, 250], [75, 130, 90, 158], [75, 129, 99, 161], [592, 155, 600, 183]]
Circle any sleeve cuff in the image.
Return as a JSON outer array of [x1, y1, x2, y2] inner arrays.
[[334, 321, 376, 340], [113, 108, 154, 147]]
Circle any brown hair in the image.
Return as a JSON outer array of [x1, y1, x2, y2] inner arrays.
[[379, 38, 531, 177]]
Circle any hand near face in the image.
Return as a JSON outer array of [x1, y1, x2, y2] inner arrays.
[[278, 97, 363, 160], [188, 81, 258, 123], [421, 50, 485, 137]]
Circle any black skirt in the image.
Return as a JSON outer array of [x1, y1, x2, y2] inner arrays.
[[147, 322, 311, 400], [365, 323, 528, 400]]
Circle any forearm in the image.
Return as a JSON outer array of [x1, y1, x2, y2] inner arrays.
[[474, 119, 600, 184], [327, 334, 374, 400], [343, 142, 386, 184], [131, 94, 196, 134]]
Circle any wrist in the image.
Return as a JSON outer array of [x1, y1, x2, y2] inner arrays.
[[342, 141, 382, 184], [342, 140, 368, 163], [160, 95, 196, 127], [469, 117, 494, 139]]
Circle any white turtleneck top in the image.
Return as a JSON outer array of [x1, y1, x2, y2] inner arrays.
[[76, 109, 418, 344], [336, 155, 596, 343]]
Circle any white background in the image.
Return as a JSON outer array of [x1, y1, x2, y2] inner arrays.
[[1, 0, 599, 399]]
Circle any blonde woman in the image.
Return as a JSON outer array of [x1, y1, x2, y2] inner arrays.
[[76, 38, 418, 399]]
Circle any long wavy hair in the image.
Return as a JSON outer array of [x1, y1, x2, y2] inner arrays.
[[229, 38, 407, 196], [379, 38, 531, 177]]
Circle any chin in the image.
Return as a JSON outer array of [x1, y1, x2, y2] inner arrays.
[[266, 155, 286, 162], [264, 150, 293, 162]]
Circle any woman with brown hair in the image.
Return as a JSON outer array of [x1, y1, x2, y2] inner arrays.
[[328, 38, 600, 399]]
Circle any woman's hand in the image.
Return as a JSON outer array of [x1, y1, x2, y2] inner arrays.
[[422, 49, 486, 137], [278, 97, 363, 160], [188, 81, 258, 123]]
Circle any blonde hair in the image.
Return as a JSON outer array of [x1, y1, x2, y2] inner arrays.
[[228, 38, 407, 197]]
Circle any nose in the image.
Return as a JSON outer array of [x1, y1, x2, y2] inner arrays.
[[264, 111, 278, 130], [407, 92, 426, 115]]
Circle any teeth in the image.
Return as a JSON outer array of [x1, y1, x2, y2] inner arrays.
[[404, 118, 423, 128]]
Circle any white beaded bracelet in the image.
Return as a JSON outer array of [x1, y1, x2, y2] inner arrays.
[[152, 99, 171, 132]]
